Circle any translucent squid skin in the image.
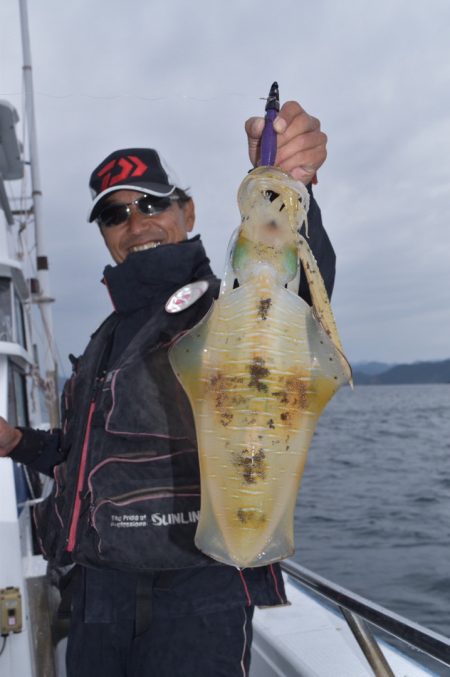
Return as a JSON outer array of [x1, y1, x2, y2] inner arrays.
[[169, 167, 352, 568]]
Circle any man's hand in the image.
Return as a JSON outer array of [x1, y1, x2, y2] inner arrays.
[[245, 101, 327, 184], [0, 417, 22, 457]]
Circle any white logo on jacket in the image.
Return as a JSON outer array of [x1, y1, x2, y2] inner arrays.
[[109, 511, 200, 528], [151, 510, 200, 526]]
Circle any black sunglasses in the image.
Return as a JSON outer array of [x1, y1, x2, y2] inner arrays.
[[97, 194, 178, 228]]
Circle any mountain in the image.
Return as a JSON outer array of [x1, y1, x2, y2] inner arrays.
[[352, 359, 450, 385], [351, 361, 393, 376]]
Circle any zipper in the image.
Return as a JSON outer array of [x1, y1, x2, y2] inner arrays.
[[66, 376, 103, 552]]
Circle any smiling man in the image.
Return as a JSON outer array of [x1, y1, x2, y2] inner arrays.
[[0, 102, 335, 677], [89, 149, 196, 262]]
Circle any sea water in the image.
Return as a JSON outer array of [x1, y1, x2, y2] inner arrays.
[[294, 384, 450, 637]]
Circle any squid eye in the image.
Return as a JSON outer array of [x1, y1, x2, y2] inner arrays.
[[263, 190, 280, 202]]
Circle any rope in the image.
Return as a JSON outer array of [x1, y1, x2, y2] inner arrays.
[[0, 635, 8, 657]]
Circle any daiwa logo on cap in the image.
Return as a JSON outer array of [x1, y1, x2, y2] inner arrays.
[[88, 147, 183, 222], [97, 155, 148, 191]]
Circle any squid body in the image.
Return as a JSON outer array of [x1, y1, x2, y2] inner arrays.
[[169, 166, 352, 568]]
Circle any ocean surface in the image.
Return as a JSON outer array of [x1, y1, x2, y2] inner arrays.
[[293, 384, 450, 638]]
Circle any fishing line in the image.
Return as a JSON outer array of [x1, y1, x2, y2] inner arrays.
[[37, 90, 256, 102], [1, 90, 260, 103]]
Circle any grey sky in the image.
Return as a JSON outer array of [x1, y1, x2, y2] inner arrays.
[[1, 0, 449, 374]]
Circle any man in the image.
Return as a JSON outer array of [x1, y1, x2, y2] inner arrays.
[[0, 101, 333, 676]]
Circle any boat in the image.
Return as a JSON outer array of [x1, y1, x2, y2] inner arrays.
[[251, 561, 450, 676], [0, 97, 61, 675], [1, 3, 450, 676], [0, 1, 62, 673]]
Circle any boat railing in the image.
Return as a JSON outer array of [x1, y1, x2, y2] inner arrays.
[[281, 559, 450, 675]]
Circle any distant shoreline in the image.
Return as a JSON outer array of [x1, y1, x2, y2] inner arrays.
[[352, 358, 450, 385]]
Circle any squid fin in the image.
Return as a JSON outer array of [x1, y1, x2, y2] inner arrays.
[[168, 302, 217, 401]]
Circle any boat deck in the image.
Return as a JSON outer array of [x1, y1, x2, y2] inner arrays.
[[251, 578, 439, 676]]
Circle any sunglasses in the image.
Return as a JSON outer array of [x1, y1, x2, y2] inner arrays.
[[97, 194, 178, 228]]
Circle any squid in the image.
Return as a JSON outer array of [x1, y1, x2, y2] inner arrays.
[[169, 166, 352, 568]]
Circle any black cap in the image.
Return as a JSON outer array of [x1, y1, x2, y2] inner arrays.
[[88, 148, 181, 222]]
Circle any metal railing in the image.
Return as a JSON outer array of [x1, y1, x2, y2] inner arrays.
[[281, 559, 450, 674]]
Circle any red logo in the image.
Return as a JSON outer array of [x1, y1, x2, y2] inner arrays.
[[97, 155, 148, 191]]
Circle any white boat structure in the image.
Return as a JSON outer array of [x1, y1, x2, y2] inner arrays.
[[0, 95, 61, 675], [1, 2, 450, 676]]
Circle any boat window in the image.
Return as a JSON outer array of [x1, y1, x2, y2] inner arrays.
[[7, 362, 29, 427], [0, 277, 13, 342], [14, 290, 27, 349]]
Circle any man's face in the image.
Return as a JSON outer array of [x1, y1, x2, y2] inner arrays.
[[99, 189, 195, 264]]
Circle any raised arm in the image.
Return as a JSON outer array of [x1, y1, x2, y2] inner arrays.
[[245, 100, 335, 300]]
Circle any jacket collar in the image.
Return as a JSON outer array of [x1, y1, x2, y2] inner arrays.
[[102, 235, 214, 313]]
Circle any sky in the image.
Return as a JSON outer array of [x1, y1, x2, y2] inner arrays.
[[1, 0, 450, 376]]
